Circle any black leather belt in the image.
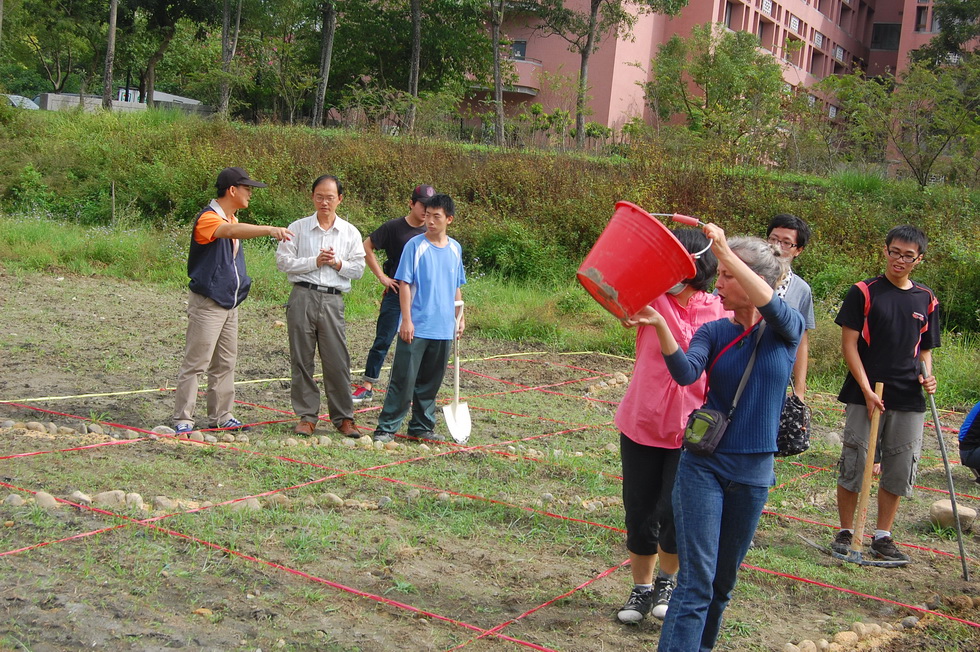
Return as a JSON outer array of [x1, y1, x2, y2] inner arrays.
[[295, 281, 341, 295]]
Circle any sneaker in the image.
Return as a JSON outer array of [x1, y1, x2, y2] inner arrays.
[[407, 430, 445, 442], [351, 386, 374, 404], [175, 423, 194, 436], [216, 417, 251, 432], [373, 431, 394, 444], [650, 576, 676, 619], [831, 530, 853, 555], [870, 536, 910, 562], [617, 586, 655, 624]]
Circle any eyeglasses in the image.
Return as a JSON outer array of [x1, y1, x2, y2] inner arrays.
[[886, 248, 920, 264], [767, 237, 799, 251]]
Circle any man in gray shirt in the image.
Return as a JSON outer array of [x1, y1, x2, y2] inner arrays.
[[767, 214, 816, 398]]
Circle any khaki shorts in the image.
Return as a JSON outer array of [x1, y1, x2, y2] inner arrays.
[[837, 404, 924, 498]]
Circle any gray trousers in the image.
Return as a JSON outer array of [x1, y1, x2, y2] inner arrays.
[[376, 337, 452, 436], [173, 291, 238, 427], [287, 285, 354, 427]]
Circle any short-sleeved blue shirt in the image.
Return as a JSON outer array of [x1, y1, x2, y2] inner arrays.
[[395, 235, 466, 340]]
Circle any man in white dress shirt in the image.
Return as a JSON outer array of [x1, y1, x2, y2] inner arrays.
[[276, 175, 366, 436]]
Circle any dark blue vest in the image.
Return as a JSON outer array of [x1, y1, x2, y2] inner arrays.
[[187, 206, 252, 309]]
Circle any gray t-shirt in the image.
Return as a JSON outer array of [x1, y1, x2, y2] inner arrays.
[[778, 270, 815, 330]]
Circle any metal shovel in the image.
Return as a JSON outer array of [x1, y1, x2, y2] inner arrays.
[[443, 300, 470, 443], [923, 362, 970, 581]]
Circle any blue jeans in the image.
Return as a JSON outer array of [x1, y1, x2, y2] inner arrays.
[[658, 453, 769, 652], [362, 289, 402, 384]]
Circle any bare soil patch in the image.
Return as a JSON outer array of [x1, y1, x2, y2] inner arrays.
[[2, 269, 980, 651]]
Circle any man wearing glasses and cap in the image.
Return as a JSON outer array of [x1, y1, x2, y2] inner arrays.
[[173, 167, 293, 436], [350, 184, 434, 404]]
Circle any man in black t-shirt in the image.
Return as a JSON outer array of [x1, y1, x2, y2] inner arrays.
[[830, 225, 940, 563], [351, 184, 433, 403]]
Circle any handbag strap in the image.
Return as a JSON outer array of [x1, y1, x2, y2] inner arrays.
[[701, 317, 764, 405], [727, 322, 766, 418]]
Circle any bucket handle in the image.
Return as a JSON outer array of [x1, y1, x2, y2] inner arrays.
[[692, 239, 713, 260]]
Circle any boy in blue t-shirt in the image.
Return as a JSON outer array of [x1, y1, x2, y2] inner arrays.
[[372, 194, 466, 443], [960, 402, 980, 484]]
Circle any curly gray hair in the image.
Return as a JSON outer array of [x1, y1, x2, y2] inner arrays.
[[727, 236, 789, 289]]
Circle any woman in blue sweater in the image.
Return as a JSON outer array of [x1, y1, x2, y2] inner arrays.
[[627, 223, 804, 651]]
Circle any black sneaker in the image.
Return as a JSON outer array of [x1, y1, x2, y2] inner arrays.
[[406, 430, 445, 442], [373, 431, 394, 444], [831, 530, 853, 555], [650, 576, 676, 619], [870, 536, 910, 562], [617, 586, 655, 624]]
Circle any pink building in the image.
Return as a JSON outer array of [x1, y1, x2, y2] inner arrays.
[[481, 0, 941, 130]]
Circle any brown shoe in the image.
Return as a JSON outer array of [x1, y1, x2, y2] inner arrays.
[[337, 418, 359, 437], [293, 421, 316, 436]]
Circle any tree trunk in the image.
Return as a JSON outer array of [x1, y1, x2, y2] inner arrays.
[[312, 1, 337, 127], [490, 1, 505, 147], [218, 0, 243, 117], [575, 1, 601, 149], [0, 0, 5, 54], [406, 0, 421, 131], [142, 26, 175, 106], [101, 0, 119, 111]]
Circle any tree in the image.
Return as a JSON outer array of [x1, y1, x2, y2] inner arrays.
[[531, 0, 688, 149], [14, 0, 106, 93], [913, 0, 980, 64], [489, 0, 506, 146], [820, 61, 980, 186], [218, 0, 243, 117], [311, 0, 336, 127], [102, 0, 119, 110], [644, 24, 786, 164], [406, 0, 421, 130]]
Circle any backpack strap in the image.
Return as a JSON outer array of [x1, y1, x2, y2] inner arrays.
[[855, 280, 871, 346]]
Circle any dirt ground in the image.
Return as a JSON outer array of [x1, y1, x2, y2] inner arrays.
[[2, 269, 980, 651]]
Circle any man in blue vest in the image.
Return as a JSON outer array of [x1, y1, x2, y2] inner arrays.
[[172, 167, 292, 435]]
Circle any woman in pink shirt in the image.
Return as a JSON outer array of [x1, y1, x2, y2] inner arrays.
[[615, 229, 728, 625]]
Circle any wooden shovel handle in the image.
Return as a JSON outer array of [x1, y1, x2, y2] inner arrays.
[[852, 382, 884, 552]]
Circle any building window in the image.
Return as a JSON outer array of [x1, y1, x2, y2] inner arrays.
[[834, 45, 845, 61], [814, 31, 824, 48], [915, 7, 928, 32], [511, 40, 527, 60], [870, 23, 901, 50], [725, 1, 734, 28], [790, 15, 800, 32], [829, 105, 838, 118], [808, 94, 817, 106], [762, 0, 773, 16]]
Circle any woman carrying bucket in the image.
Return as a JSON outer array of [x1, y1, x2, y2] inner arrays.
[[626, 224, 803, 651], [614, 229, 727, 625]]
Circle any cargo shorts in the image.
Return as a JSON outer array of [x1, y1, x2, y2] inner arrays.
[[837, 404, 924, 498]]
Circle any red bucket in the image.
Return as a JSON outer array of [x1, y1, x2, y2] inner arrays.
[[577, 201, 697, 320]]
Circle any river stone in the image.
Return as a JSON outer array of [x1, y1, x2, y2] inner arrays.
[[374, 441, 384, 450], [93, 490, 126, 507], [232, 497, 261, 511], [284, 438, 298, 447], [222, 433, 236, 443], [126, 493, 144, 510], [358, 436, 373, 449], [152, 425, 174, 435], [798, 641, 817, 652], [318, 436, 332, 446], [824, 431, 842, 446], [1, 420, 14, 428], [189, 432, 205, 442], [378, 496, 392, 508], [436, 492, 450, 502], [406, 489, 421, 501], [929, 499, 977, 530], [200, 501, 213, 509], [236, 434, 249, 443], [46, 422, 57, 433], [122, 429, 139, 440], [266, 494, 291, 508], [70, 491, 92, 505], [3, 495, 25, 506], [34, 492, 58, 509], [418, 443, 430, 452], [153, 496, 176, 510], [340, 438, 356, 448], [833, 631, 858, 645], [57, 426, 75, 435], [783, 644, 800, 652], [604, 442, 617, 453], [204, 435, 218, 443], [900, 616, 919, 629], [25, 421, 45, 432], [541, 493, 554, 503], [324, 493, 344, 507], [87, 423, 105, 435]]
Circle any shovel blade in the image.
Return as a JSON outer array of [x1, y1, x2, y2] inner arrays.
[[443, 402, 471, 444]]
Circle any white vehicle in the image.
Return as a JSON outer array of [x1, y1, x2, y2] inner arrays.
[[4, 94, 40, 110]]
